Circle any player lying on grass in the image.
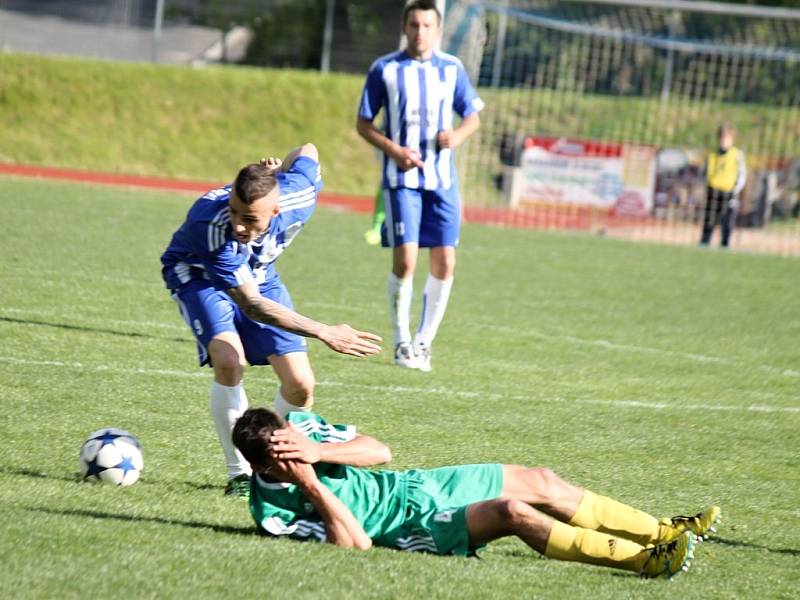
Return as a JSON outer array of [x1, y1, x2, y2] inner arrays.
[[232, 408, 721, 579]]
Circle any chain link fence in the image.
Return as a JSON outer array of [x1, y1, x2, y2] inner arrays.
[[0, 0, 403, 69]]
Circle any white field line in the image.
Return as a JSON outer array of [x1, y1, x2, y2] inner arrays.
[[2, 306, 798, 380], [482, 324, 800, 379], [0, 307, 186, 332], [300, 301, 384, 313], [1, 356, 797, 414]]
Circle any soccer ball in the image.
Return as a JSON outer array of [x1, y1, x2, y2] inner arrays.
[[79, 428, 143, 486]]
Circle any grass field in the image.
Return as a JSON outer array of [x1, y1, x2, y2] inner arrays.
[[1, 177, 798, 599]]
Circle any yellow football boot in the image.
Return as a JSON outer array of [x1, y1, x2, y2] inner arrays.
[[638, 531, 696, 579], [655, 506, 721, 543]]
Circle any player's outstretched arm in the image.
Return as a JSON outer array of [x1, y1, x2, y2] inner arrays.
[[227, 282, 382, 357], [270, 426, 392, 467], [275, 458, 372, 550]]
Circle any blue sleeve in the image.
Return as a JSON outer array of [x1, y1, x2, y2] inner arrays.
[[453, 64, 484, 119], [358, 61, 385, 122], [186, 220, 255, 291], [274, 156, 320, 232], [281, 155, 322, 194]]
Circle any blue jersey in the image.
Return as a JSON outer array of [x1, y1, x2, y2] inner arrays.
[[161, 157, 321, 292], [358, 50, 483, 191]]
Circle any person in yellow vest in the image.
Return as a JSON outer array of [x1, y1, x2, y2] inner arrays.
[[701, 123, 747, 247]]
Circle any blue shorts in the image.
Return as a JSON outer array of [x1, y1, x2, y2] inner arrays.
[[171, 278, 307, 367], [381, 186, 460, 248]]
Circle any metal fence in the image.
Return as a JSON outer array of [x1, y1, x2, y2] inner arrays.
[[2, 0, 799, 255], [0, 0, 402, 70], [443, 0, 800, 255]]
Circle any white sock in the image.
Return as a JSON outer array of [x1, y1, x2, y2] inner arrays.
[[209, 381, 252, 479], [414, 274, 453, 348], [273, 387, 310, 417], [387, 272, 413, 347]]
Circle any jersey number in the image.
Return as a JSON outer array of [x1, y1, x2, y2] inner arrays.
[[193, 319, 204, 336]]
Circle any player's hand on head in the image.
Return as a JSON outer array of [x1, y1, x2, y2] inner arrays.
[[269, 427, 322, 464], [318, 324, 382, 357], [267, 453, 317, 486], [259, 156, 283, 173]]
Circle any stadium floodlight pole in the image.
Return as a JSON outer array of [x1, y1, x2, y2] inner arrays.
[[152, 0, 165, 63], [320, 0, 335, 73], [558, 0, 800, 21]]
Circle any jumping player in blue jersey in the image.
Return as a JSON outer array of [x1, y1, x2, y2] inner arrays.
[[356, 0, 483, 372], [161, 144, 382, 497]]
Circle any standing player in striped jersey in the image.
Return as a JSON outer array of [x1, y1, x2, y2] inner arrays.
[[356, 0, 483, 372], [160, 143, 382, 497]]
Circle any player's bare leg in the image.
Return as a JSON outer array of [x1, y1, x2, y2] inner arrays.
[[269, 351, 316, 415], [208, 332, 252, 492], [500, 465, 695, 546], [389, 242, 420, 368], [413, 245, 455, 371], [465, 498, 695, 578], [499, 465, 583, 522]]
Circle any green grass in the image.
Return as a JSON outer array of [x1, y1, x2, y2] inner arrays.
[[1, 177, 799, 599], [3, 51, 798, 206], [0, 52, 374, 194]]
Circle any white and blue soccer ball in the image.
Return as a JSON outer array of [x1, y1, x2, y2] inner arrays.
[[79, 428, 143, 486]]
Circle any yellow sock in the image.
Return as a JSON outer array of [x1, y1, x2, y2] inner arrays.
[[569, 490, 660, 546], [545, 520, 646, 572]]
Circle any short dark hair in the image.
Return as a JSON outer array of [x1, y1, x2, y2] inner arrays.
[[402, 0, 441, 26], [233, 164, 277, 205], [232, 408, 285, 469]]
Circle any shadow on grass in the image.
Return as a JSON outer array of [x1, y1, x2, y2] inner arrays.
[[711, 536, 800, 557], [1, 465, 225, 494], [0, 465, 78, 482], [0, 316, 190, 344], [27, 506, 259, 537]]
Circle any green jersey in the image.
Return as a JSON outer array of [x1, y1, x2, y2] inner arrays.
[[248, 412, 503, 555]]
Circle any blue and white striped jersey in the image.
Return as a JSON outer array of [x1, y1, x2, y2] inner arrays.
[[358, 50, 484, 191], [161, 156, 321, 291]]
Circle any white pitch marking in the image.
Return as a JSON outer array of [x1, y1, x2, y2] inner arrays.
[[0, 307, 186, 332], [0, 356, 206, 379], [482, 324, 800, 378], [0, 360, 797, 414], [5, 306, 796, 380]]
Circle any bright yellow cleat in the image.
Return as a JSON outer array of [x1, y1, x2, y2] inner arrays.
[[656, 506, 721, 543], [638, 531, 696, 579]]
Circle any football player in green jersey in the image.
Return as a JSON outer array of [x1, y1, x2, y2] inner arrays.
[[233, 408, 720, 579]]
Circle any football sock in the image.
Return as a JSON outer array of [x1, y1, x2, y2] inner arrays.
[[209, 381, 252, 479], [568, 490, 660, 546], [387, 272, 413, 346], [414, 274, 453, 348], [273, 387, 310, 417], [371, 188, 385, 231], [545, 520, 646, 572]]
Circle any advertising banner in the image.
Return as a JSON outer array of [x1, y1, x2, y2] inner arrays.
[[516, 136, 657, 216]]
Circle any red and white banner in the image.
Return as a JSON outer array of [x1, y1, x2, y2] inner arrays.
[[515, 136, 657, 216]]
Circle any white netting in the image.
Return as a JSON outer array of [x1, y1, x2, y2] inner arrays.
[[443, 0, 800, 255]]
